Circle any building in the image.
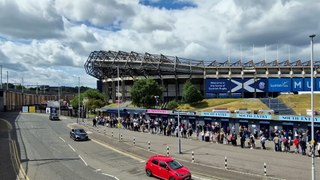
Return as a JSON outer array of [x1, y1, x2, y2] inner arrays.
[[85, 50, 320, 102]]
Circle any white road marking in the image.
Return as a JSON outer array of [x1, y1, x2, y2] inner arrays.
[[78, 155, 88, 166], [101, 173, 120, 180], [192, 175, 213, 180], [68, 144, 76, 152], [92, 139, 145, 163], [95, 169, 101, 172], [59, 137, 66, 142]]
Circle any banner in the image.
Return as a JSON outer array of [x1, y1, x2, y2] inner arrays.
[[254, 78, 267, 92], [230, 78, 244, 93], [304, 78, 316, 91], [268, 78, 291, 92], [205, 79, 229, 93], [292, 78, 303, 92]]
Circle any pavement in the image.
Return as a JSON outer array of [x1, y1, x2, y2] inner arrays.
[[72, 119, 320, 180]]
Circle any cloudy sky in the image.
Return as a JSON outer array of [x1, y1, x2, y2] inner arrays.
[[0, 0, 319, 88]]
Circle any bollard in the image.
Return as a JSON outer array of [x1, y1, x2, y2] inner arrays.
[[166, 146, 169, 156], [133, 137, 136, 146], [264, 163, 267, 176], [192, 151, 194, 163], [225, 157, 227, 169], [104, 129, 106, 135], [148, 141, 151, 151], [120, 134, 123, 141], [112, 131, 113, 137]]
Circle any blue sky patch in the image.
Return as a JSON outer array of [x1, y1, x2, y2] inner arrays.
[[139, 0, 196, 10]]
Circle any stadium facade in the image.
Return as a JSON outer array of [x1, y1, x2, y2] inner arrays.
[[84, 50, 320, 136], [85, 50, 320, 102]]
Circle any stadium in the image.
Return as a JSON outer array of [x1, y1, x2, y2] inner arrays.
[[85, 50, 320, 102], [84, 50, 320, 136]]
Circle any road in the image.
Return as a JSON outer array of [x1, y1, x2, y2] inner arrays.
[[12, 113, 151, 180], [1, 112, 211, 180]]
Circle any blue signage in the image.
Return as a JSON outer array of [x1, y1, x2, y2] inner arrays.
[[268, 78, 291, 92], [205, 79, 229, 93], [279, 115, 320, 122], [236, 114, 272, 120], [201, 112, 231, 117], [292, 78, 303, 92], [317, 78, 320, 91], [230, 78, 244, 93], [254, 78, 267, 92], [243, 78, 255, 92], [304, 78, 316, 91]]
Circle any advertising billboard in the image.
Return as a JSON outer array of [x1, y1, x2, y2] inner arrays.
[[292, 78, 303, 92], [254, 78, 267, 92], [268, 78, 291, 92], [205, 79, 229, 93]]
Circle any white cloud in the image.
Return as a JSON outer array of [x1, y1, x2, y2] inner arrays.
[[1, 0, 320, 88]]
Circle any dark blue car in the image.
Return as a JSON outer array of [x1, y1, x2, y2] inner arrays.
[[70, 128, 89, 141]]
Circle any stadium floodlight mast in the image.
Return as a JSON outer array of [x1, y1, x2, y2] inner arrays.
[[309, 34, 316, 180]]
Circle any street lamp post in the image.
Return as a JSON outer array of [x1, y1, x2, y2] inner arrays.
[[0, 65, 2, 89], [77, 77, 80, 124], [309, 34, 316, 180], [58, 85, 61, 117], [178, 111, 181, 154], [117, 66, 121, 142], [173, 110, 182, 154]]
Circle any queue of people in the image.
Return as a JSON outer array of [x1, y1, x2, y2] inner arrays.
[[91, 114, 320, 158]]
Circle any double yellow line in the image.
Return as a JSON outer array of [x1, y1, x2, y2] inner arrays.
[[1, 119, 29, 180]]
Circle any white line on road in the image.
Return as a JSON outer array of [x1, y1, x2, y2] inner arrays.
[[101, 173, 120, 180], [68, 144, 76, 152], [78, 155, 88, 166], [59, 137, 66, 142], [91, 139, 145, 163], [192, 175, 215, 180]]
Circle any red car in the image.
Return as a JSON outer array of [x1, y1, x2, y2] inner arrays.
[[145, 155, 192, 180]]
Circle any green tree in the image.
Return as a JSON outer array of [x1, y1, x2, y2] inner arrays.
[[130, 79, 162, 108], [167, 100, 179, 110], [70, 89, 106, 111], [182, 80, 203, 104]]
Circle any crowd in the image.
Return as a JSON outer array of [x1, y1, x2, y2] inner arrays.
[[91, 114, 320, 157]]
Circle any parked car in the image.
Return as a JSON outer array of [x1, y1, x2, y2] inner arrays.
[[145, 155, 191, 180], [70, 128, 88, 141], [49, 112, 59, 120]]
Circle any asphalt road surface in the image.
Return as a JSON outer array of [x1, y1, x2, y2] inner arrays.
[[2, 112, 211, 180], [13, 113, 150, 180]]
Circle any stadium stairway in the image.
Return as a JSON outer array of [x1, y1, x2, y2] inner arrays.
[[260, 98, 296, 115]]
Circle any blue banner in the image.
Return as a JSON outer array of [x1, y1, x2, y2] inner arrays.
[[254, 78, 267, 92], [304, 78, 316, 91], [230, 78, 243, 93], [292, 78, 303, 92], [243, 78, 255, 92], [317, 78, 320, 91], [268, 78, 291, 92], [205, 79, 229, 93]]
